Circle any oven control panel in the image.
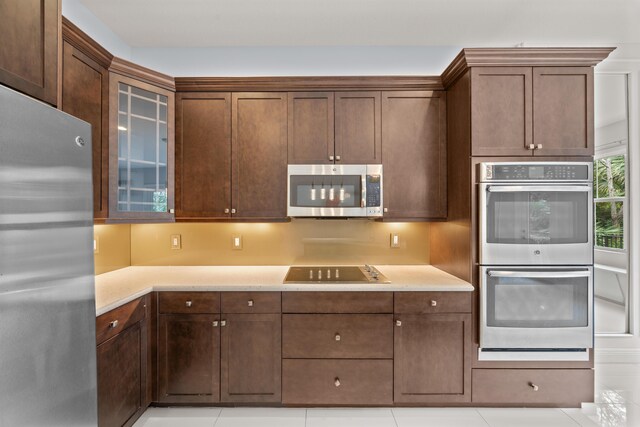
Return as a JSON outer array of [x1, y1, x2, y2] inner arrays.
[[481, 163, 591, 182]]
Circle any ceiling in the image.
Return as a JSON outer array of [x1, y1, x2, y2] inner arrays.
[[79, 0, 639, 48]]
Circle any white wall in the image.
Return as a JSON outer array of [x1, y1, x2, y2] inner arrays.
[[62, 0, 132, 60]]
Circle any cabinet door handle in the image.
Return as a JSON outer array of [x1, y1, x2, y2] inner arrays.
[[231, 208, 236, 214], [529, 382, 539, 391], [431, 300, 437, 307], [247, 299, 254, 307], [334, 378, 341, 387], [335, 155, 341, 161], [335, 333, 341, 341], [383, 207, 388, 213], [109, 320, 119, 329], [220, 320, 226, 327], [528, 144, 535, 150], [185, 300, 192, 307], [224, 208, 230, 214], [536, 144, 543, 150], [329, 155, 334, 161], [395, 320, 402, 327], [212, 321, 219, 327]]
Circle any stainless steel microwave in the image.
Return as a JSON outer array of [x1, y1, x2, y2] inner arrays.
[[287, 164, 383, 217]]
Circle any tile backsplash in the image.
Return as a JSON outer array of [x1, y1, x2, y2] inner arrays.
[[94, 220, 430, 273]]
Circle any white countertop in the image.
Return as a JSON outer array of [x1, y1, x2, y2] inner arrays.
[[94, 265, 474, 316]]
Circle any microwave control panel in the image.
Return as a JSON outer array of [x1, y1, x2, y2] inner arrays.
[[366, 175, 381, 207], [482, 163, 591, 182]]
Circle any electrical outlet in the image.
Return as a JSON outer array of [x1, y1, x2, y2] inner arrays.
[[232, 235, 243, 250], [93, 237, 99, 254], [390, 233, 400, 248], [170, 234, 182, 250]]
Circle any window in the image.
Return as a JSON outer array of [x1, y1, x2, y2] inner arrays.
[[594, 154, 626, 250]]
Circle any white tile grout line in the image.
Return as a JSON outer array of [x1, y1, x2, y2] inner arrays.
[[475, 408, 492, 427], [304, 408, 308, 427], [390, 408, 399, 427]]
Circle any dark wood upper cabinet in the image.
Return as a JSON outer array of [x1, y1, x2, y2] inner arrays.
[[470, 67, 533, 156], [221, 313, 282, 403], [288, 92, 335, 164], [382, 91, 447, 219], [61, 38, 110, 220], [157, 314, 221, 403], [533, 67, 594, 156], [0, 0, 59, 106], [176, 92, 231, 219], [232, 92, 288, 219], [469, 66, 594, 157], [108, 70, 176, 221], [394, 313, 471, 403], [335, 91, 382, 164]]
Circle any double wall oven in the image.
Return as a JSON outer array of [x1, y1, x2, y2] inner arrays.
[[478, 162, 594, 361]]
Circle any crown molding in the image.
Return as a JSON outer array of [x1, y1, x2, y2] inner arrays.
[[109, 57, 175, 91], [61, 16, 113, 69], [441, 47, 616, 87], [174, 76, 444, 92]]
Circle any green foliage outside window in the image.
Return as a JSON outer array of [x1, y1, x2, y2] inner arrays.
[[594, 155, 625, 249]]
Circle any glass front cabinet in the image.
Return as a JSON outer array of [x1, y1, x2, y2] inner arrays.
[[109, 73, 175, 220]]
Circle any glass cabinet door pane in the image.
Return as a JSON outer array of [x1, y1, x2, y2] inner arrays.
[[116, 82, 168, 213]]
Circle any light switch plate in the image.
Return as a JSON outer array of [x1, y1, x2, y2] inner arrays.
[[390, 233, 400, 248], [170, 234, 182, 250], [93, 237, 99, 254], [232, 235, 243, 250]]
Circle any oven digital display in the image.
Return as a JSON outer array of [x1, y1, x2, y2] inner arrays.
[[529, 166, 545, 179]]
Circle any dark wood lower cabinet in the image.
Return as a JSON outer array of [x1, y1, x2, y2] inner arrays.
[[282, 359, 393, 405], [394, 313, 472, 403], [97, 323, 144, 427], [221, 313, 281, 402], [157, 314, 221, 403]]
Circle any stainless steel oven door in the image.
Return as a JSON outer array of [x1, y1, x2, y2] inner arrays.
[[480, 183, 593, 265], [480, 267, 593, 349]]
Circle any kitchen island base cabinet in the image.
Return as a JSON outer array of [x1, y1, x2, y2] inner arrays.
[[282, 359, 393, 405], [472, 369, 594, 407], [394, 313, 472, 403], [157, 314, 221, 403], [221, 313, 282, 403]]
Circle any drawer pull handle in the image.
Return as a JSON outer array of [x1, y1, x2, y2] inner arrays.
[[335, 333, 341, 341], [395, 320, 402, 327], [185, 301, 192, 307], [212, 321, 219, 327], [529, 382, 539, 391], [221, 320, 226, 327], [334, 378, 341, 387], [109, 320, 119, 329], [247, 299, 254, 307], [431, 300, 437, 307]]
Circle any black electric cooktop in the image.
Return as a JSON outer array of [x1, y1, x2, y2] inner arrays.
[[283, 265, 390, 284]]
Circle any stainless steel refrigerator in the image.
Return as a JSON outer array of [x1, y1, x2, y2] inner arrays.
[[0, 85, 98, 426]]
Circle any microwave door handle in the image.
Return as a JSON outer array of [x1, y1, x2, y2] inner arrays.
[[487, 270, 591, 279], [487, 185, 590, 193]]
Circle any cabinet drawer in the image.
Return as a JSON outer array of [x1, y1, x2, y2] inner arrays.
[[394, 292, 471, 314], [283, 314, 393, 359], [282, 292, 393, 313], [158, 292, 220, 314], [472, 369, 594, 405], [283, 359, 393, 405], [96, 296, 146, 345], [221, 292, 281, 313]]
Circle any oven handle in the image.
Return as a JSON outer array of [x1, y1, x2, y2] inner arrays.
[[487, 270, 591, 279], [486, 185, 590, 193]]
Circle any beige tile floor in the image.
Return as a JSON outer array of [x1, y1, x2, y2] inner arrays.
[[133, 362, 640, 427]]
